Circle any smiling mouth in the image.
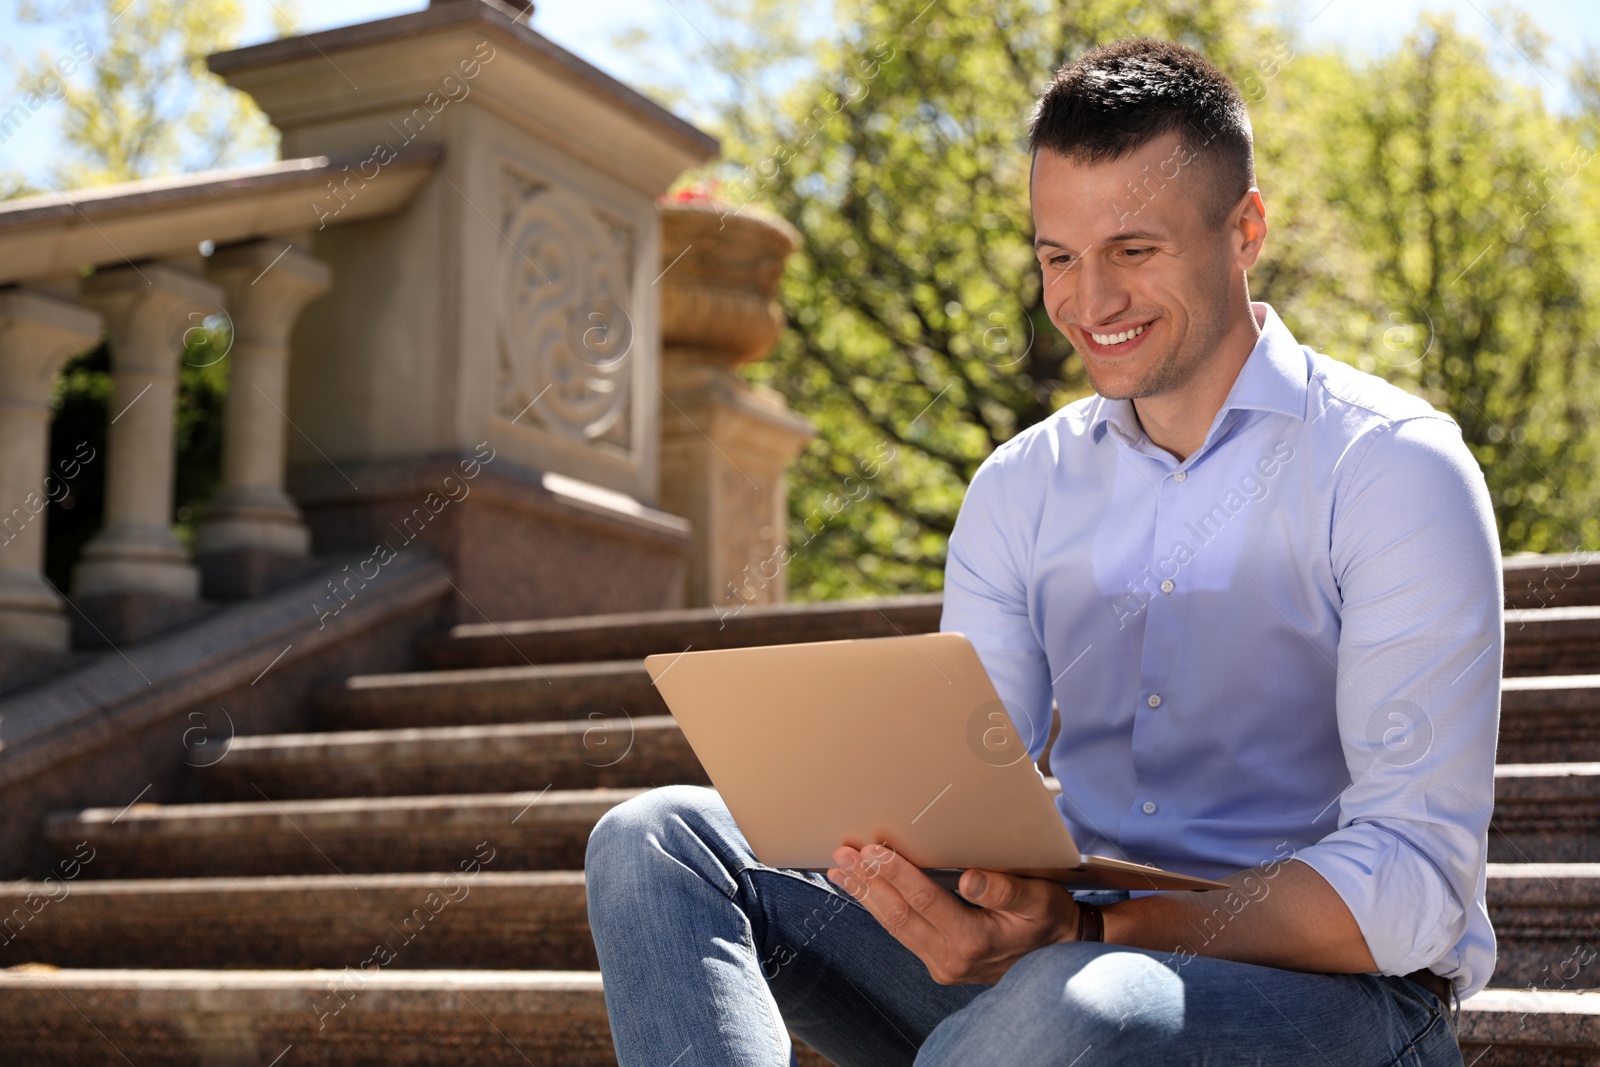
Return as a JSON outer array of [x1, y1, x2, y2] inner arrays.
[[1087, 322, 1151, 346]]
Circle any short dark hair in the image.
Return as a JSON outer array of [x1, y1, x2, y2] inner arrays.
[[1028, 37, 1255, 228]]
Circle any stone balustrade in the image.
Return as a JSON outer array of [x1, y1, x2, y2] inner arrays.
[[0, 289, 103, 650], [0, 251, 335, 653], [0, 146, 436, 665], [0, 184, 804, 658], [0, 0, 814, 669], [198, 239, 332, 598], [73, 265, 220, 638]]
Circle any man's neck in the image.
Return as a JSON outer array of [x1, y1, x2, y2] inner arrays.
[[1131, 302, 1264, 463]]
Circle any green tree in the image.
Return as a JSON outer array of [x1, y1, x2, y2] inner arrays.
[[1265, 14, 1600, 552], [641, 0, 1600, 600], [9, 0, 294, 187], [661, 0, 1280, 597]]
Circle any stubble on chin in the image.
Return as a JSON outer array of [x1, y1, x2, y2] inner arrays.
[[1078, 341, 1179, 401]]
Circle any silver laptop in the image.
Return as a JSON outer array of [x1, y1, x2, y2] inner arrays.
[[644, 631, 1226, 892]]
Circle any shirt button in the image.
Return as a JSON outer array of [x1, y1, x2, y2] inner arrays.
[[1142, 801, 1158, 815], [1147, 693, 1162, 708], [1173, 471, 1187, 482], [1160, 579, 1174, 594]]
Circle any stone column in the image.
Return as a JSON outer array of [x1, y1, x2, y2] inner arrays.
[[74, 263, 223, 643], [0, 289, 102, 650], [198, 240, 331, 598], [657, 199, 813, 608]]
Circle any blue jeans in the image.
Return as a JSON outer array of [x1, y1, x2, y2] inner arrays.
[[585, 785, 1463, 1067]]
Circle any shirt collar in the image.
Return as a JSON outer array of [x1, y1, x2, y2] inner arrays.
[[1090, 302, 1308, 446]]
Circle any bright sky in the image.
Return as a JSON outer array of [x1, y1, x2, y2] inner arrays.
[[0, 0, 1594, 184]]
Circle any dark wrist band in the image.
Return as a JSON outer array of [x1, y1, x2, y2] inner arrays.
[[1076, 901, 1104, 943]]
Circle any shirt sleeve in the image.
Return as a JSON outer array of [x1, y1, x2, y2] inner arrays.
[[939, 448, 1056, 763], [1293, 414, 1503, 977]]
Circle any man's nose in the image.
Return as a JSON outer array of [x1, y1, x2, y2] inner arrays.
[[1072, 256, 1130, 329]]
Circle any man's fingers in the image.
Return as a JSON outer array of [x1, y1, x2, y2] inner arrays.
[[871, 849, 946, 912], [828, 844, 899, 902], [827, 849, 1078, 985], [826, 851, 874, 901], [959, 869, 1029, 912], [960, 869, 1080, 946], [829, 844, 966, 933], [828, 846, 937, 941], [853, 844, 978, 928]]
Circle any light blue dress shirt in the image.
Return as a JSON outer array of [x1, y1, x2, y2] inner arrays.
[[940, 301, 1502, 998]]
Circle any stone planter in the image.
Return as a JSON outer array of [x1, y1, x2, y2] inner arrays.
[[656, 198, 813, 608], [658, 199, 801, 365]]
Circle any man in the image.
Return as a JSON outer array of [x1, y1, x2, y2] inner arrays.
[[586, 37, 1499, 1066]]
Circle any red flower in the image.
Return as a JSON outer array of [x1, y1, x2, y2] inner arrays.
[[660, 179, 725, 204]]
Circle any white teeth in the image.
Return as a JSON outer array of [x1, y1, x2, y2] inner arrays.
[[1090, 323, 1149, 346]]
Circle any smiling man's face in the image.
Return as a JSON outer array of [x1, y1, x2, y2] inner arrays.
[[1031, 133, 1253, 403]]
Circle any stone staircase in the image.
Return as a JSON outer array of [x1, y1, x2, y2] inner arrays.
[[1, 561, 1598, 1064]]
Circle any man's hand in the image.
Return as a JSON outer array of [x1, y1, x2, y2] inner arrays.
[[827, 843, 1084, 984]]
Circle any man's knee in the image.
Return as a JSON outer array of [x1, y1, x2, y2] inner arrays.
[[919, 945, 1185, 1064], [1051, 947, 1185, 1041], [587, 785, 718, 860]]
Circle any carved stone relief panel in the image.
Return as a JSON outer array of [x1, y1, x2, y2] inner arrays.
[[494, 166, 637, 453]]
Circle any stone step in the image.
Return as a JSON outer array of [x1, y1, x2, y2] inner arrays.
[[201, 717, 706, 801], [316, 661, 665, 731], [1504, 552, 1600, 611], [0, 968, 618, 1066], [235, 673, 1600, 813], [49, 762, 1600, 880], [1459, 989, 1600, 1065], [418, 594, 945, 669], [1502, 676, 1600, 764], [282, 675, 1600, 798], [410, 570, 1600, 673], [0, 966, 1590, 1067], [1490, 764, 1600, 865], [0, 872, 595, 972], [3, 861, 1592, 988], [1506, 607, 1600, 677], [413, 555, 1600, 672], [0, 968, 834, 1067], [1486, 864, 1600, 990], [328, 616, 1600, 735], [45, 789, 643, 879]]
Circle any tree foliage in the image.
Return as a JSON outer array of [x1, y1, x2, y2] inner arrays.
[[7, 0, 293, 189], [1251, 14, 1600, 553], [642, 0, 1600, 597]]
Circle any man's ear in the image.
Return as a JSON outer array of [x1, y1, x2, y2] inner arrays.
[[1233, 188, 1268, 270]]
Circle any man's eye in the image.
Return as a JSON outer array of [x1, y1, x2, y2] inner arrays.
[[1121, 247, 1156, 258], [1048, 255, 1075, 267]]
